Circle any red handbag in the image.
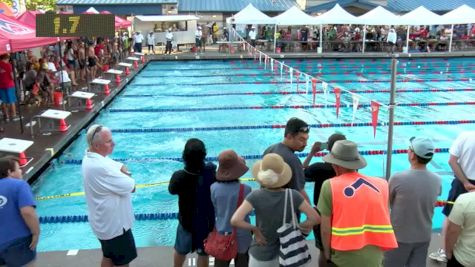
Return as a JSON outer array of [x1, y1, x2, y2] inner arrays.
[[204, 184, 244, 261]]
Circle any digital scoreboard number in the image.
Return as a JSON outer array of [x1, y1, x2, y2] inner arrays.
[[36, 14, 115, 37]]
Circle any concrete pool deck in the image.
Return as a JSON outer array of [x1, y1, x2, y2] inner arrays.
[[36, 235, 447, 266]]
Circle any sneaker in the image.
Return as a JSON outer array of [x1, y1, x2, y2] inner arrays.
[[429, 248, 447, 262]]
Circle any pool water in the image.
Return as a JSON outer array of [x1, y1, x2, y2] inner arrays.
[[32, 58, 475, 252]]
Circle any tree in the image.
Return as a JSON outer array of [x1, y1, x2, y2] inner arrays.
[[3, 0, 56, 12]]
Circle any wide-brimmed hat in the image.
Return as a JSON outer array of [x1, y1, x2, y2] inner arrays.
[[217, 150, 249, 181], [323, 140, 367, 170], [252, 153, 292, 189]]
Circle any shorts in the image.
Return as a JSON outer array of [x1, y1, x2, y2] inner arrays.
[[67, 60, 77, 68], [0, 87, 17, 104], [88, 57, 96, 68], [0, 235, 36, 267], [99, 229, 137, 266], [313, 208, 323, 250], [195, 38, 202, 47], [442, 178, 475, 216], [174, 223, 207, 256]]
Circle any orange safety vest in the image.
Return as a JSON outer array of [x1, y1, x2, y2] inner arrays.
[[330, 172, 397, 251]]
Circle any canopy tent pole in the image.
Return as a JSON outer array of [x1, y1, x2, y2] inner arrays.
[[405, 26, 410, 53], [449, 24, 454, 52], [274, 24, 277, 53], [10, 52, 24, 134], [362, 25, 366, 53], [319, 24, 323, 52]]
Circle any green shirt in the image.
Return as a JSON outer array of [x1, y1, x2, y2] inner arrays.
[[317, 179, 383, 267]]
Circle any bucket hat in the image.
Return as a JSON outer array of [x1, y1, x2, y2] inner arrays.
[[323, 140, 367, 170], [217, 150, 249, 181], [252, 153, 292, 189]]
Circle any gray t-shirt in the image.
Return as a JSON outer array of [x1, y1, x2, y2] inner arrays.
[[246, 188, 303, 261], [264, 143, 305, 191], [389, 169, 441, 243]]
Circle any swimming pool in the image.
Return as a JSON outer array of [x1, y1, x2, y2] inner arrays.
[[32, 57, 475, 252]]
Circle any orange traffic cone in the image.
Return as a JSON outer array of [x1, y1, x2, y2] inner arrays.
[[141, 55, 145, 64], [104, 84, 110, 96], [18, 152, 28, 166], [115, 74, 121, 84], [58, 119, 68, 132], [133, 61, 138, 70], [125, 67, 130, 76], [85, 99, 93, 110]]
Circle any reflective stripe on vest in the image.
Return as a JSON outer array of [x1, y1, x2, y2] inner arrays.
[[330, 172, 398, 251]]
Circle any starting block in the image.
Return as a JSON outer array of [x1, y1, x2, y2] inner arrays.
[[105, 69, 124, 84], [127, 57, 140, 70], [91, 78, 112, 95], [118, 62, 132, 76], [31, 109, 71, 136], [0, 138, 34, 167], [67, 91, 95, 111], [134, 52, 146, 63]]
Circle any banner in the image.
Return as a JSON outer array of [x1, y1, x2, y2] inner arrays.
[[351, 94, 360, 125], [334, 87, 341, 118], [312, 78, 317, 105], [371, 101, 381, 138]]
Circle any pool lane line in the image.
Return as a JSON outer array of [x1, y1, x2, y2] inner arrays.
[[131, 77, 473, 86], [108, 101, 475, 113], [139, 70, 475, 78], [35, 178, 257, 201], [121, 88, 475, 98], [62, 148, 450, 166], [107, 120, 475, 133]]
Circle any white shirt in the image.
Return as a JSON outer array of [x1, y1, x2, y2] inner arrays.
[[147, 34, 155, 45], [249, 30, 257, 40], [195, 30, 202, 39], [82, 151, 135, 240], [165, 32, 173, 41], [387, 30, 397, 43], [55, 70, 71, 83], [134, 33, 144, 43], [449, 131, 475, 180]]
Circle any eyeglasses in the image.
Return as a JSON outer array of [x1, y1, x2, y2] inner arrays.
[[89, 125, 103, 145]]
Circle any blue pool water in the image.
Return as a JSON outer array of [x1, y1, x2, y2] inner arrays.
[[32, 58, 475, 252]]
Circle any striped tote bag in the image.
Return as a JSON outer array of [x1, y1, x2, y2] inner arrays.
[[277, 189, 311, 267]]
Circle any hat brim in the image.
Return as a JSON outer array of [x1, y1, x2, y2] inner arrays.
[[323, 153, 367, 170], [217, 157, 249, 181], [252, 159, 292, 189]]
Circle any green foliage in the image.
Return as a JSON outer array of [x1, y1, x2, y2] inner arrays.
[[2, 0, 57, 12]]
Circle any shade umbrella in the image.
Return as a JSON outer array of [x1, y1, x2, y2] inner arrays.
[[100, 10, 131, 29]]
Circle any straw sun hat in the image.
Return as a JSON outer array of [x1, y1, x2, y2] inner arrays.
[[252, 153, 292, 189]]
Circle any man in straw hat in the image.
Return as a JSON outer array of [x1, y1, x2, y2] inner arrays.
[[231, 153, 318, 266], [264, 117, 312, 203], [317, 140, 397, 267]]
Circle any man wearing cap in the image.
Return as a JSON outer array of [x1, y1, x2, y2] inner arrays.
[[317, 140, 397, 267], [429, 131, 475, 262], [384, 137, 441, 267], [195, 26, 203, 54], [263, 117, 312, 203], [82, 125, 137, 267], [133, 31, 144, 53], [302, 133, 346, 267], [165, 29, 174, 55]]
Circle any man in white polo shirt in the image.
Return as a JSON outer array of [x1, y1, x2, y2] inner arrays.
[[82, 124, 137, 267]]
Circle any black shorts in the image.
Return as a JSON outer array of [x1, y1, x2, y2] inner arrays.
[[99, 229, 137, 266], [442, 178, 475, 216], [313, 207, 323, 250]]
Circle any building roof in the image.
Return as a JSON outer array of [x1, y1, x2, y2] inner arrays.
[[56, 0, 176, 5], [306, 0, 380, 13], [387, 0, 475, 12], [178, 0, 296, 12]]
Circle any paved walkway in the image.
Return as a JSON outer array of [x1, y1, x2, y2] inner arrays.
[[36, 236, 446, 266]]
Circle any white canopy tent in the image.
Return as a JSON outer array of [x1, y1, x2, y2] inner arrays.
[[357, 6, 401, 53], [85, 6, 100, 14], [399, 6, 442, 52], [440, 4, 475, 51], [228, 3, 274, 25], [272, 6, 317, 25]]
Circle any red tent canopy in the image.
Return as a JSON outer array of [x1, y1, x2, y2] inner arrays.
[[16, 10, 43, 28], [0, 14, 58, 54], [0, 3, 14, 17], [100, 11, 131, 29]]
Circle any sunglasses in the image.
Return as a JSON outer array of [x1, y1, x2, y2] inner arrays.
[[298, 126, 310, 133], [89, 125, 103, 145]]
